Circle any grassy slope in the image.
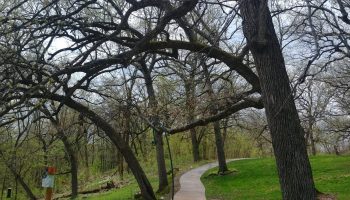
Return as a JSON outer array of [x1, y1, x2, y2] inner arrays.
[[202, 155, 350, 200]]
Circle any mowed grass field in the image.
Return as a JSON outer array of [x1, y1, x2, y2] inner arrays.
[[77, 159, 212, 200], [201, 155, 350, 200], [81, 183, 141, 200]]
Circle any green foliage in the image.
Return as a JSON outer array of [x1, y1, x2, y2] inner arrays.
[[223, 132, 261, 158], [202, 155, 350, 200]]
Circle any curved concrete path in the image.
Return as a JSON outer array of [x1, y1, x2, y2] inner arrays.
[[174, 159, 245, 200]]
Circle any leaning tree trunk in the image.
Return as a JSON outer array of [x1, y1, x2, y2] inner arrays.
[[239, 0, 317, 199], [57, 98, 156, 200]]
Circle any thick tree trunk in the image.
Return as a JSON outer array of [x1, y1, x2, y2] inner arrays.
[[213, 121, 228, 173], [239, 0, 317, 199]]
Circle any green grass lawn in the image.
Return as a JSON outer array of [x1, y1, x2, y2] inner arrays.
[[79, 177, 160, 200], [77, 160, 212, 200], [201, 155, 350, 200], [80, 183, 140, 200]]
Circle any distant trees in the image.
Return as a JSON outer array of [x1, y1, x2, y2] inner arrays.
[[296, 80, 333, 155], [320, 61, 350, 154], [287, 0, 350, 155], [170, 57, 203, 162]]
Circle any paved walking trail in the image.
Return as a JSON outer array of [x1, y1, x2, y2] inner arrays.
[[174, 159, 245, 200]]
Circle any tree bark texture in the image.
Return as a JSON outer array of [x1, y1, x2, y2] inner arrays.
[[239, 0, 317, 199]]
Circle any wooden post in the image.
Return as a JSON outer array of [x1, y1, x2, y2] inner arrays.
[[45, 187, 53, 200], [43, 166, 56, 200]]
